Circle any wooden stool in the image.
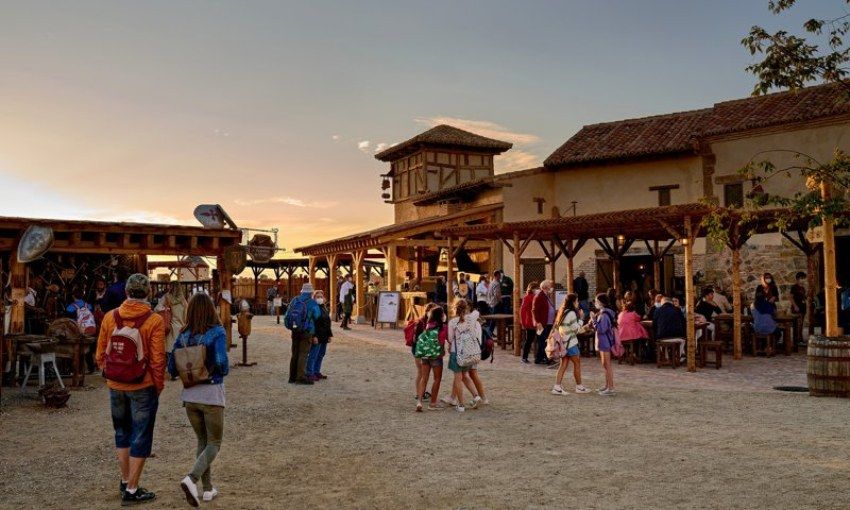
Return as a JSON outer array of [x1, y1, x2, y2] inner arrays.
[[656, 339, 682, 369], [698, 340, 723, 369], [751, 332, 775, 357], [619, 340, 640, 366]]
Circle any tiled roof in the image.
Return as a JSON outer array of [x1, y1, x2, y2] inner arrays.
[[544, 83, 850, 168], [375, 124, 512, 162]]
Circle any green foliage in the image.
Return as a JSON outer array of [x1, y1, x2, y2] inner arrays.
[[743, 0, 850, 94]]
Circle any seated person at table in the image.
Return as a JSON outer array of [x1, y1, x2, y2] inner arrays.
[[617, 299, 648, 344], [653, 296, 687, 360], [752, 286, 781, 343], [695, 287, 722, 338], [646, 291, 664, 320], [711, 284, 733, 313]]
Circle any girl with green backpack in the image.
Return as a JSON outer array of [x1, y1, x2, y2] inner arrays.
[[413, 307, 447, 412]]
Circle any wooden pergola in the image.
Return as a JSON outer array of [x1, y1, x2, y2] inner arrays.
[[437, 203, 821, 372]]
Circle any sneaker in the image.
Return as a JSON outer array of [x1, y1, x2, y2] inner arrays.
[[481, 398, 490, 406], [423, 391, 431, 400], [295, 379, 314, 385], [575, 385, 591, 394], [121, 487, 156, 506], [202, 488, 218, 502], [317, 373, 328, 380], [440, 395, 459, 406], [596, 387, 608, 394], [469, 396, 482, 409], [551, 385, 568, 396], [415, 402, 423, 412], [180, 476, 200, 507], [120, 481, 128, 497], [456, 405, 465, 413], [599, 388, 617, 396]]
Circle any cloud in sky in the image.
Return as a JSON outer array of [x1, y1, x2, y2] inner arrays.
[[357, 140, 370, 152], [414, 116, 543, 172], [233, 196, 337, 208], [331, 134, 340, 141]]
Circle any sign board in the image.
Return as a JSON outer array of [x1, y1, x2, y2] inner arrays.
[[247, 234, 275, 263], [376, 291, 401, 325], [17, 225, 54, 263], [223, 245, 248, 274], [554, 290, 568, 311], [805, 226, 824, 244]]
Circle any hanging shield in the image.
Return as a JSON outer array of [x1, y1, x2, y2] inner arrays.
[[194, 204, 226, 229], [223, 245, 248, 274], [17, 225, 54, 263]]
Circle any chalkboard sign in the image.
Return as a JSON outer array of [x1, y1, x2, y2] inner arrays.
[[555, 290, 568, 311], [376, 291, 401, 325]]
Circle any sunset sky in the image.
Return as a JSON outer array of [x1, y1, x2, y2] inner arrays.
[[0, 1, 830, 250]]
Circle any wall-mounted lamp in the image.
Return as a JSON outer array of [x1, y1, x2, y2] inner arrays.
[[616, 234, 625, 244], [681, 238, 690, 246]]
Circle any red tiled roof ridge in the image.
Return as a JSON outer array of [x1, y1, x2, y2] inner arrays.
[[578, 106, 714, 130]]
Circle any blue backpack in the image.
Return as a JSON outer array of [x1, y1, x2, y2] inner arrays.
[[284, 295, 311, 331]]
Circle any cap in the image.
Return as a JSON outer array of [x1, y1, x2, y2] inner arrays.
[[126, 273, 151, 297], [301, 282, 314, 294]]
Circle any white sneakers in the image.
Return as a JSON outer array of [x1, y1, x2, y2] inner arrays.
[[441, 395, 459, 406], [553, 384, 600, 395], [180, 476, 200, 507], [551, 385, 568, 395], [203, 488, 219, 502], [575, 385, 591, 394], [598, 388, 616, 396], [469, 396, 482, 409]]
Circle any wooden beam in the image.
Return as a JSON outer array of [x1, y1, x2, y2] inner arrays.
[[731, 244, 743, 360], [452, 236, 469, 258], [822, 182, 840, 336], [308, 256, 317, 290], [446, 236, 455, 312], [327, 254, 338, 320], [500, 237, 515, 255], [683, 216, 696, 372], [536, 239, 552, 261], [352, 250, 367, 324]]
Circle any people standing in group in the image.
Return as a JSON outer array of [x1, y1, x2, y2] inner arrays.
[[465, 274, 476, 303], [531, 280, 556, 365], [475, 274, 490, 314], [305, 290, 332, 382], [446, 299, 484, 413], [339, 275, 355, 330], [590, 293, 616, 396], [334, 276, 344, 321], [96, 273, 166, 505], [435, 276, 448, 307], [453, 273, 470, 301], [520, 281, 539, 364], [410, 303, 440, 402], [284, 283, 322, 385], [413, 306, 447, 412], [102, 268, 129, 313], [160, 282, 188, 353], [550, 293, 590, 395], [497, 270, 514, 313], [487, 272, 502, 314], [166, 293, 229, 507], [574, 271, 590, 318]]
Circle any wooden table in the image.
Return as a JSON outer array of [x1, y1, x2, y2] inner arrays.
[[713, 314, 753, 353], [7, 334, 94, 388], [480, 314, 514, 350], [775, 314, 800, 355]]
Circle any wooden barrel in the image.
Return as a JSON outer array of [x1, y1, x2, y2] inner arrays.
[[807, 335, 850, 398]]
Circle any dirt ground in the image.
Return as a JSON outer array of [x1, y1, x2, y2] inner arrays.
[[1, 316, 849, 510]]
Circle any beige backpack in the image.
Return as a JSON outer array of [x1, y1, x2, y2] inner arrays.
[[173, 333, 210, 388]]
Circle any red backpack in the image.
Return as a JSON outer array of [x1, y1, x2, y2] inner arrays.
[[103, 310, 152, 384], [404, 319, 418, 347]]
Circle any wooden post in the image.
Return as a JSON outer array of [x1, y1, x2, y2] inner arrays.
[[217, 256, 233, 350], [512, 231, 523, 357], [415, 246, 424, 288], [386, 243, 397, 292], [353, 250, 366, 324], [821, 182, 840, 337], [652, 240, 662, 291], [683, 217, 696, 372], [806, 249, 818, 335], [308, 256, 317, 291], [327, 254, 338, 321], [732, 245, 743, 360], [566, 239, 575, 294], [446, 236, 455, 312], [10, 254, 25, 335], [549, 240, 557, 285], [612, 236, 621, 295]]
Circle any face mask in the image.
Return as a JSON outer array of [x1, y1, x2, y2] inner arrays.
[[655, 302, 662, 308], [765, 278, 772, 284], [316, 298, 325, 305]]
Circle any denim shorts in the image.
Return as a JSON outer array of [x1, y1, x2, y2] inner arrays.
[[110, 386, 159, 458]]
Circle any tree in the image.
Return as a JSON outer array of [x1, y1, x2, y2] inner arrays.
[[704, 1, 850, 337]]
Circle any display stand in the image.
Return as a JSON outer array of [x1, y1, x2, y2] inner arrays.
[[374, 291, 401, 329]]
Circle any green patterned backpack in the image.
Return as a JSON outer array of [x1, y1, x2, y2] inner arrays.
[[414, 328, 442, 359]]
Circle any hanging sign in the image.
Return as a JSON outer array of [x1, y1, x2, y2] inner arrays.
[[376, 291, 401, 325], [194, 204, 238, 229], [17, 225, 54, 263], [223, 245, 248, 274], [247, 234, 275, 263]]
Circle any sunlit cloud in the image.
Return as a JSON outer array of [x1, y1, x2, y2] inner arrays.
[[233, 196, 337, 208], [374, 142, 390, 153], [357, 140, 370, 152], [331, 134, 340, 141]]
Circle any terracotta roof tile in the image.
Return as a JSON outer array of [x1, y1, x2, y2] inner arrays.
[[544, 83, 850, 168], [375, 124, 512, 162]]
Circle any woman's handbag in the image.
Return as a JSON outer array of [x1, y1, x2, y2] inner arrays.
[[173, 334, 210, 388]]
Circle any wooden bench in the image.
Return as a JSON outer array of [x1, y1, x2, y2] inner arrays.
[[656, 338, 682, 369], [751, 332, 776, 357]]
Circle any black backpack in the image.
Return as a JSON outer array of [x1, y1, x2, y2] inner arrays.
[[480, 327, 495, 363]]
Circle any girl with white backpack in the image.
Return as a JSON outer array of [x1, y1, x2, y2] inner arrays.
[[446, 299, 485, 413], [549, 293, 590, 395]]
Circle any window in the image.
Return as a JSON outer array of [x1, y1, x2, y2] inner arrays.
[[724, 183, 744, 208], [649, 184, 678, 206]]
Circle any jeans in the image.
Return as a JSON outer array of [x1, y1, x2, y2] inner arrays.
[[306, 342, 328, 377], [289, 330, 312, 382], [535, 325, 552, 363], [185, 402, 224, 492], [110, 386, 159, 458]]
